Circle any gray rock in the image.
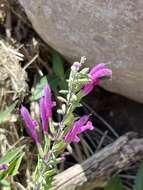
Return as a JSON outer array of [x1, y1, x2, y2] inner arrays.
[[19, 0, 143, 102]]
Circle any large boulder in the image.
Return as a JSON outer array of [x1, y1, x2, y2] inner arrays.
[[19, 0, 143, 103]]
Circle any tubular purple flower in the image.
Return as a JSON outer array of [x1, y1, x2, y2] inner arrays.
[[20, 106, 40, 144], [0, 164, 8, 171], [40, 84, 56, 133], [83, 63, 112, 94], [64, 115, 94, 143]]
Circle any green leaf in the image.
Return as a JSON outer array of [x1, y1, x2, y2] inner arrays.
[[48, 157, 63, 165], [31, 74, 60, 101], [52, 51, 64, 78], [45, 169, 57, 178], [79, 68, 89, 74], [104, 176, 123, 190], [133, 161, 143, 190], [8, 152, 24, 176], [0, 171, 7, 181], [0, 147, 24, 180], [53, 141, 66, 152], [0, 101, 17, 124], [77, 78, 91, 84], [47, 75, 59, 92], [63, 113, 75, 127], [49, 119, 56, 135], [0, 179, 10, 187], [59, 79, 68, 90], [0, 146, 24, 165], [57, 96, 67, 103], [59, 90, 68, 94], [31, 76, 48, 101]]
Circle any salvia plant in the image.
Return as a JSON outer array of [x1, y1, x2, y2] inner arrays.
[[1, 56, 143, 190], [19, 57, 112, 189]]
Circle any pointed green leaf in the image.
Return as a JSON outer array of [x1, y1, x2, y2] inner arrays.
[[30, 76, 48, 101], [31, 74, 60, 100], [52, 51, 64, 78], [45, 169, 57, 178], [0, 171, 7, 180], [57, 96, 67, 103], [47, 75, 59, 92], [0, 146, 24, 164], [77, 78, 91, 84], [79, 68, 89, 74], [63, 113, 75, 127], [49, 119, 56, 135], [53, 141, 66, 152], [8, 152, 25, 176], [0, 152, 24, 180]]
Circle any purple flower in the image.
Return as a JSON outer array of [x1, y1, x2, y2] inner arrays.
[[20, 106, 40, 144], [64, 115, 94, 143], [71, 62, 81, 71], [40, 84, 56, 133], [0, 164, 8, 171], [83, 63, 112, 94]]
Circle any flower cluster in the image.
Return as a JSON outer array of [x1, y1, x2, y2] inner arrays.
[[20, 58, 112, 189], [20, 83, 55, 144], [21, 62, 112, 145]]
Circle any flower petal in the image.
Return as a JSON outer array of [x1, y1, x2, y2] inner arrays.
[[92, 68, 112, 81], [83, 83, 94, 94], [64, 116, 93, 143], [90, 63, 106, 75], [76, 115, 89, 127], [44, 83, 51, 100], [20, 106, 37, 130], [74, 136, 80, 143], [40, 97, 48, 132], [80, 121, 94, 132]]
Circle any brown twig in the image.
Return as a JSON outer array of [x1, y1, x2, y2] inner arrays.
[[51, 132, 143, 190]]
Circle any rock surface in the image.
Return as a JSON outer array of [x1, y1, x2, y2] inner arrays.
[[19, 0, 143, 103]]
